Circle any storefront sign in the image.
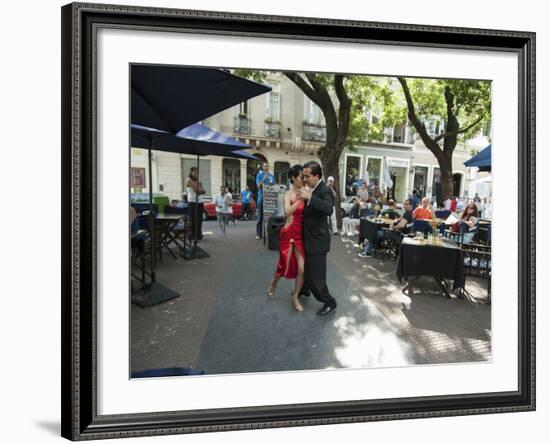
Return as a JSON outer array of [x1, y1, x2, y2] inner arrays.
[[387, 159, 409, 168]]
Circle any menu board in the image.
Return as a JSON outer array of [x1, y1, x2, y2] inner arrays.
[[262, 185, 281, 216]]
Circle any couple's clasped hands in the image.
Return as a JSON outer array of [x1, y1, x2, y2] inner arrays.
[[296, 186, 312, 201]]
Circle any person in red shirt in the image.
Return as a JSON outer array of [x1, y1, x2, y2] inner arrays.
[[450, 196, 458, 212], [412, 197, 433, 220]]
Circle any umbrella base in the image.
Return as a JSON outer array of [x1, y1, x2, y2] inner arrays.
[[181, 244, 210, 260], [132, 282, 180, 308]]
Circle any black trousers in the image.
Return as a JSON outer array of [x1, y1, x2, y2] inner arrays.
[[242, 203, 251, 220], [303, 253, 336, 306]]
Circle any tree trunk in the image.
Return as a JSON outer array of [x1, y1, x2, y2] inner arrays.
[[438, 154, 454, 200], [321, 153, 342, 230]]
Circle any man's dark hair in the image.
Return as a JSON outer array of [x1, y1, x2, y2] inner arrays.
[[303, 161, 323, 178], [412, 189, 418, 195]]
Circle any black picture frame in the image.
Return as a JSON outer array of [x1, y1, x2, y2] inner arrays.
[[61, 2, 536, 440]]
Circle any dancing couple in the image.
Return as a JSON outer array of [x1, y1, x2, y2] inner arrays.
[[267, 161, 338, 316]]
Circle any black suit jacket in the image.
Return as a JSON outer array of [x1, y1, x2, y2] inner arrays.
[[303, 180, 334, 255]]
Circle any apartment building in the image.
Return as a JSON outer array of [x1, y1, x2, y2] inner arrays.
[[130, 72, 490, 203]]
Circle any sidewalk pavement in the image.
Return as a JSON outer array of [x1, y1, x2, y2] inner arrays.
[[131, 220, 491, 375]]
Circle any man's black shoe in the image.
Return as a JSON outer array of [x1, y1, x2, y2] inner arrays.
[[317, 303, 337, 316]]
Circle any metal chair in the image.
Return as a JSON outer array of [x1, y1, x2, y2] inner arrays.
[[460, 243, 491, 303], [379, 228, 404, 261]]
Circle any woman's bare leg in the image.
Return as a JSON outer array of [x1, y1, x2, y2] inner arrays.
[[291, 249, 305, 311], [267, 274, 281, 298]]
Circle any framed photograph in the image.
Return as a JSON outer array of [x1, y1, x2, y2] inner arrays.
[[130, 166, 145, 189], [61, 2, 535, 440]]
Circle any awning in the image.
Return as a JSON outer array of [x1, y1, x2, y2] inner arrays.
[[464, 145, 491, 172]]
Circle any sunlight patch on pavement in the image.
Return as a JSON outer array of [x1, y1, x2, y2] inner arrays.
[[332, 316, 415, 368]]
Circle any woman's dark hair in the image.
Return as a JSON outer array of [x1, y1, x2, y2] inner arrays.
[[460, 202, 479, 219], [188, 166, 197, 179], [288, 164, 303, 183], [303, 160, 323, 178]]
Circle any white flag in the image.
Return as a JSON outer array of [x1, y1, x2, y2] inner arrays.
[[383, 158, 393, 189]]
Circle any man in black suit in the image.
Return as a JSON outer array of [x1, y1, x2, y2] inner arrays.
[[297, 161, 338, 316]]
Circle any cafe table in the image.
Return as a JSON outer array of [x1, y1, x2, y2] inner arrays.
[[358, 217, 394, 246], [155, 213, 188, 259], [396, 236, 465, 298]]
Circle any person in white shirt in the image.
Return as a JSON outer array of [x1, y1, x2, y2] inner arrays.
[[213, 186, 232, 234], [326, 176, 338, 235]]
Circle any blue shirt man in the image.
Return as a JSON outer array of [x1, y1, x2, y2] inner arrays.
[[241, 188, 252, 204], [410, 190, 421, 210], [255, 167, 275, 205], [255, 162, 275, 239]]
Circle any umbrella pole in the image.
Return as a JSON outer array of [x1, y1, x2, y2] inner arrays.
[[131, 138, 180, 308], [194, 153, 199, 247], [148, 146, 156, 282]]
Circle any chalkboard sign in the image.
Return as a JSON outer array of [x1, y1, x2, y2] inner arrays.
[[263, 185, 284, 216]]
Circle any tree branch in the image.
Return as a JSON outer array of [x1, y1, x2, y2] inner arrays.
[[284, 72, 323, 105], [433, 116, 484, 143], [334, 75, 350, 109], [334, 75, 351, 146], [397, 77, 441, 156]]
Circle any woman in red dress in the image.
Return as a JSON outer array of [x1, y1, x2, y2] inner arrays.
[[267, 165, 306, 312]]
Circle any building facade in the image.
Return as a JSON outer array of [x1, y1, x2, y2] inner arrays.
[[130, 72, 490, 203]]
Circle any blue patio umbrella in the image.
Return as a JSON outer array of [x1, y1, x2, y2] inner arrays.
[[131, 123, 253, 157], [226, 150, 258, 160], [464, 145, 491, 172]]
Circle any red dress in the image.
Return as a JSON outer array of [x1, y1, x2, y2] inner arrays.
[[275, 199, 306, 279]]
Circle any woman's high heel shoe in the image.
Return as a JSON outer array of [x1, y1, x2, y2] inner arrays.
[[267, 283, 276, 298], [291, 293, 304, 312]]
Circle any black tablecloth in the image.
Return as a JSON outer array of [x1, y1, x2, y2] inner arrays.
[[358, 218, 388, 244], [396, 237, 465, 289]]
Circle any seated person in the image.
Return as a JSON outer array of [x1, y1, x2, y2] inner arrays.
[[457, 203, 479, 244], [358, 199, 412, 258], [389, 199, 413, 233], [381, 199, 401, 219], [342, 197, 361, 236], [412, 197, 433, 220]]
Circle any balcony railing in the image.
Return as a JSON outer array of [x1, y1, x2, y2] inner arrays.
[[234, 115, 251, 135], [265, 121, 281, 138], [302, 123, 326, 142]]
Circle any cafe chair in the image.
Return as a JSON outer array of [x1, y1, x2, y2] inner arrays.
[[164, 207, 190, 253], [477, 224, 492, 245], [379, 228, 403, 261], [131, 220, 152, 288], [412, 219, 432, 235], [435, 209, 451, 219], [131, 202, 159, 215], [444, 220, 480, 245], [460, 243, 491, 303]]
